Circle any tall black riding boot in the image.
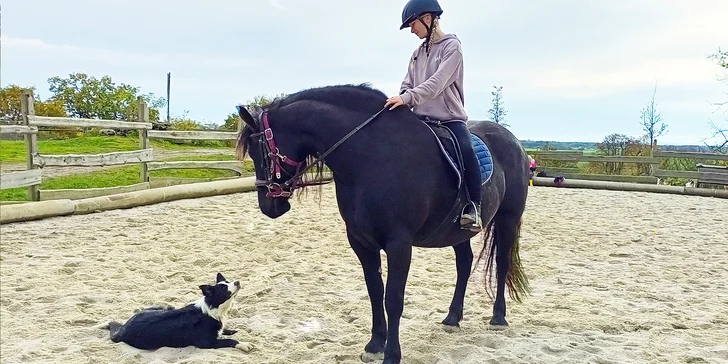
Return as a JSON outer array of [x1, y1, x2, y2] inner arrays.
[[445, 121, 482, 232]]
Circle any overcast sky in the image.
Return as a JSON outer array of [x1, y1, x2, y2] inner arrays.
[[2, 0, 727, 144]]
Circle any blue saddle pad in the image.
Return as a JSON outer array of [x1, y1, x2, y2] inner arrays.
[[471, 133, 493, 184]]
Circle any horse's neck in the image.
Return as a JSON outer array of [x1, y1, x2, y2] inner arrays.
[[291, 104, 387, 180]]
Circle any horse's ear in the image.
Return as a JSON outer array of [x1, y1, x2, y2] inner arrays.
[[236, 104, 259, 131]]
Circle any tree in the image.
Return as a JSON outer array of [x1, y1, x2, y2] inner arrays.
[[46, 73, 166, 122], [708, 47, 727, 83], [0, 84, 68, 122], [592, 133, 648, 175], [706, 121, 727, 153], [222, 93, 287, 130], [222, 113, 240, 131], [487, 86, 508, 127], [705, 47, 727, 153], [639, 84, 668, 148]]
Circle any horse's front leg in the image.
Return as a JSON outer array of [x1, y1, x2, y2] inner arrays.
[[382, 238, 413, 364], [348, 235, 387, 359], [442, 240, 473, 330]]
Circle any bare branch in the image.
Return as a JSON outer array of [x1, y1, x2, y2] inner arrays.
[[639, 83, 668, 147], [702, 120, 728, 153], [703, 47, 728, 152]]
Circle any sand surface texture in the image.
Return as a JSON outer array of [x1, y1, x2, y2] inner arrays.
[[1, 184, 727, 363]]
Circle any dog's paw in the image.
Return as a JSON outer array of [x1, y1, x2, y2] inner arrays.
[[235, 342, 254, 352]]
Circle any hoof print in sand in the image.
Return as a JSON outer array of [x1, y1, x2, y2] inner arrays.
[[235, 342, 255, 352], [361, 351, 384, 363]]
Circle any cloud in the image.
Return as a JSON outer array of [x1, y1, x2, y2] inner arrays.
[[524, 58, 720, 99], [3, 0, 726, 144], [1, 35, 259, 71], [455, 1, 727, 99], [268, 0, 286, 10]]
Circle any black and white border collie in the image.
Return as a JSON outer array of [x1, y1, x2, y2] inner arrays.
[[101, 272, 253, 352]]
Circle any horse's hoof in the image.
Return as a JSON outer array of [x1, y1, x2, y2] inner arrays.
[[441, 315, 458, 325], [360, 351, 384, 363], [382, 359, 401, 364], [441, 317, 461, 333], [489, 316, 509, 329], [441, 323, 461, 333]]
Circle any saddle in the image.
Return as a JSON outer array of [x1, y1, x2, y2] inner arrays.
[[420, 119, 494, 189]]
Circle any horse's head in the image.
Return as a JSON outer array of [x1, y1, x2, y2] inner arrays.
[[235, 104, 309, 218]]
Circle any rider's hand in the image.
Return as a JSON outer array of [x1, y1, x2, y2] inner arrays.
[[385, 95, 405, 110]]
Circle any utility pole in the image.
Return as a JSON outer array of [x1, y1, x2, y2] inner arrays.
[[1, 5, 3, 86], [166, 72, 171, 122]]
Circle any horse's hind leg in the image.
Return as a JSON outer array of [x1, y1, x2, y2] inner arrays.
[[442, 240, 473, 330], [489, 211, 529, 327], [382, 237, 413, 364], [348, 236, 387, 359]]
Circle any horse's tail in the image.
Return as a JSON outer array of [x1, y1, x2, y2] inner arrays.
[[475, 215, 530, 303]]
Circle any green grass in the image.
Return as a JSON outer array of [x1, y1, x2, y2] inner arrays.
[[0, 135, 233, 164], [0, 154, 253, 202], [0, 134, 242, 202]]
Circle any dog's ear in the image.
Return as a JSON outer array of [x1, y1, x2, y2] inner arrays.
[[216, 272, 226, 283], [199, 284, 214, 297]]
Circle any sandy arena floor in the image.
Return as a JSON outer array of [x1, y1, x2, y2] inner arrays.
[[1, 184, 727, 364]]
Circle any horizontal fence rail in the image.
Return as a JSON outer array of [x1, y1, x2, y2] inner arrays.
[[0, 125, 39, 135], [0, 169, 43, 190], [33, 149, 154, 167], [28, 115, 153, 130], [147, 161, 245, 174], [147, 130, 238, 140]]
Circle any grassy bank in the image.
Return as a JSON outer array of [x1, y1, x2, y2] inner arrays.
[[0, 154, 252, 201]]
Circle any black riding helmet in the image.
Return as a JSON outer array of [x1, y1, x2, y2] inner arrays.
[[400, 0, 443, 30]]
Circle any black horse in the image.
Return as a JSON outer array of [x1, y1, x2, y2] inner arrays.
[[235, 84, 530, 364]]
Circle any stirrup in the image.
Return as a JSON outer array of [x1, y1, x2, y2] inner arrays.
[[460, 219, 482, 233], [459, 202, 481, 232]]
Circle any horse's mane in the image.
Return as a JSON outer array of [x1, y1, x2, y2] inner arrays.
[[262, 83, 388, 114], [237, 83, 387, 157]]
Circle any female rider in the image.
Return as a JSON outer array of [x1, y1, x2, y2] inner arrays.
[[384, 0, 482, 233]]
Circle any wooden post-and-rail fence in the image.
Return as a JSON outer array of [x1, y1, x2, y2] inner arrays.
[[3, 89, 727, 202], [0, 89, 244, 201], [530, 139, 728, 188]]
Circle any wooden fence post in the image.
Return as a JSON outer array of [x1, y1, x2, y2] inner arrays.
[[137, 97, 150, 183], [649, 138, 658, 180], [237, 110, 244, 178], [20, 89, 40, 201]]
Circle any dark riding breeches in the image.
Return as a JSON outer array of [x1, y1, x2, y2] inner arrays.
[[443, 121, 482, 204]]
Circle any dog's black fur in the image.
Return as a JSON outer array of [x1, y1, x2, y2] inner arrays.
[[101, 272, 252, 351]]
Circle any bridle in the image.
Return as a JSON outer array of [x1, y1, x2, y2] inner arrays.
[[246, 106, 388, 199], [248, 111, 304, 198]]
